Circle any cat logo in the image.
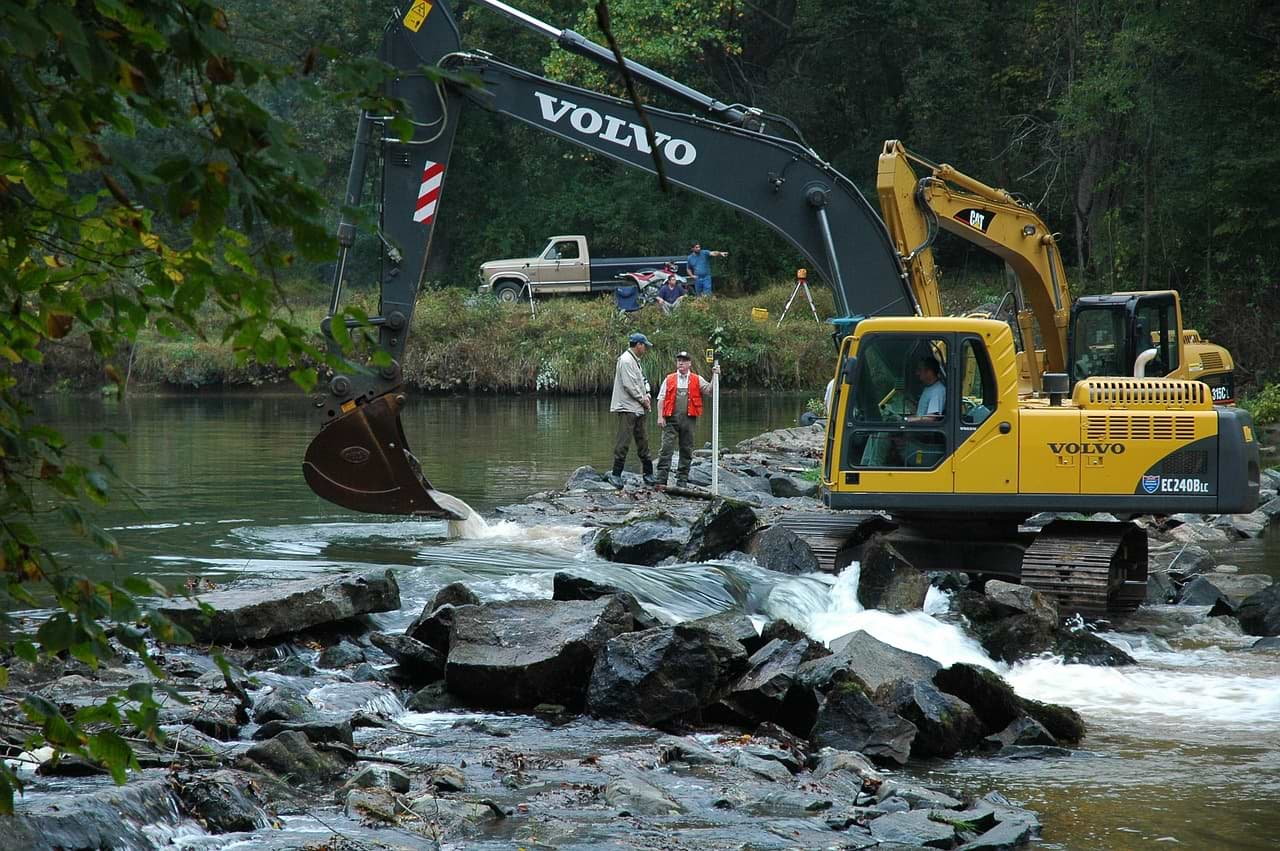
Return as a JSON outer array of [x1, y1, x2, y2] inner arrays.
[[403, 0, 433, 32], [954, 208, 995, 233]]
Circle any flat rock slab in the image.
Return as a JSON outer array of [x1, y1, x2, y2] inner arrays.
[[869, 809, 958, 848], [160, 569, 400, 643], [446, 597, 632, 709]]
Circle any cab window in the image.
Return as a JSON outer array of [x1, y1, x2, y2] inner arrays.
[[1135, 298, 1179, 376], [1072, 308, 1126, 380], [842, 335, 949, 470], [958, 338, 996, 428], [546, 240, 580, 261]]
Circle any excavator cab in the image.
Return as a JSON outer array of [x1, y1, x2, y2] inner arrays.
[[1068, 291, 1182, 382]]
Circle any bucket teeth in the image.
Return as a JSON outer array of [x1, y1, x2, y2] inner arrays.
[[302, 392, 467, 520]]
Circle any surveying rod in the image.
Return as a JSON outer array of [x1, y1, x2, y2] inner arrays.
[[708, 348, 719, 495]]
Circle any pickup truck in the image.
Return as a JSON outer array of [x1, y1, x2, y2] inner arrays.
[[477, 235, 687, 302]]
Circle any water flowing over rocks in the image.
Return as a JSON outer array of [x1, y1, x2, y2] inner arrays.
[[159, 568, 400, 642], [8, 425, 1127, 850]]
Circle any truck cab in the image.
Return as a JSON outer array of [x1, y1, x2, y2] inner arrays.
[[478, 235, 591, 302]]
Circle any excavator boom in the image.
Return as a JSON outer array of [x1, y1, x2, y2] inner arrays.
[[305, 0, 914, 516]]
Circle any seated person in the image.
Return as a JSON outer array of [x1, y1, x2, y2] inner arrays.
[[656, 268, 684, 314], [614, 283, 641, 315], [909, 356, 945, 421]]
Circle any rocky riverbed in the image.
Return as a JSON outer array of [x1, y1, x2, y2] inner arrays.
[[4, 424, 1279, 850]]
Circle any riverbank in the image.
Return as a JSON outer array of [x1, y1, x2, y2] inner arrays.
[[22, 283, 841, 398]]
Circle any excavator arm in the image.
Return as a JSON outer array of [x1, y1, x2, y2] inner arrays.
[[876, 141, 1071, 392], [304, 0, 913, 517]]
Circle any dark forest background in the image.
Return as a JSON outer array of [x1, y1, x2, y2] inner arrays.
[[217, 0, 1280, 383]]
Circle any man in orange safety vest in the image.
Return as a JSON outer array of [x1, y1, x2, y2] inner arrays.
[[654, 351, 719, 489]]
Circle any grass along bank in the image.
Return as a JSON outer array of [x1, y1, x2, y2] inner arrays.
[[28, 282, 842, 396]]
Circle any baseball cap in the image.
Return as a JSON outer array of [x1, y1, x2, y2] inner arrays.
[[628, 332, 652, 347], [675, 351, 692, 361]]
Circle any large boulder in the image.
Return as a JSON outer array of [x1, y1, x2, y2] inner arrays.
[[177, 770, 270, 834], [875, 680, 984, 758], [586, 623, 749, 725], [984, 580, 1059, 620], [1055, 629, 1135, 666], [768, 474, 818, 499], [604, 772, 684, 815], [745, 525, 820, 574], [933, 663, 1085, 744], [1177, 575, 1233, 607], [1148, 540, 1214, 580], [799, 630, 942, 695], [856, 538, 930, 612], [808, 684, 917, 766], [681, 498, 758, 561], [951, 588, 1058, 664], [159, 569, 400, 643], [721, 637, 829, 726], [240, 730, 350, 784], [565, 465, 615, 492], [868, 809, 957, 848], [595, 518, 688, 565], [685, 609, 765, 655], [1237, 584, 1280, 636], [445, 597, 633, 709]]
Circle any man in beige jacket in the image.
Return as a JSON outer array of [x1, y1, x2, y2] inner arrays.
[[608, 332, 654, 487]]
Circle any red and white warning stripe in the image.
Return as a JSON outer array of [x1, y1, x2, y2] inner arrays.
[[414, 160, 444, 224]]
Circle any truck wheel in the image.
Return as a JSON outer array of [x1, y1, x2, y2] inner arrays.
[[494, 282, 523, 303]]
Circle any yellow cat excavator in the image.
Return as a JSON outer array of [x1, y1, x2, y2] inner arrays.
[[876, 141, 1237, 403], [302, 0, 1260, 616]]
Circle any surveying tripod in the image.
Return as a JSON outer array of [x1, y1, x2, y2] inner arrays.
[[777, 268, 820, 326]]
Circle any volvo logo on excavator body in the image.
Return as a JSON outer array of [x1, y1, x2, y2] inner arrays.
[[1048, 442, 1126, 455], [533, 92, 697, 166]]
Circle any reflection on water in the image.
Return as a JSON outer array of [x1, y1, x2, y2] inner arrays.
[[31, 392, 806, 586], [22, 392, 1280, 850]]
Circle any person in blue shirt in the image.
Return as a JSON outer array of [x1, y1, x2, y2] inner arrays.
[[655, 265, 685, 314], [686, 241, 728, 296], [909, 356, 946, 421]]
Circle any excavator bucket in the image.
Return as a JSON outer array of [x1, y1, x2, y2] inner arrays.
[[303, 392, 467, 520]]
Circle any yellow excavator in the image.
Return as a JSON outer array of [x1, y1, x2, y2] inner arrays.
[[876, 141, 1237, 403], [302, 0, 1260, 616]]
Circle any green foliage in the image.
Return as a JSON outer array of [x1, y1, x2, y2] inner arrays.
[[1241, 384, 1280, 427], [0, 0, 396, 813]]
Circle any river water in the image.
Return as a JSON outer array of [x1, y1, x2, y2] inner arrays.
[[27, 394, 1280, 849]]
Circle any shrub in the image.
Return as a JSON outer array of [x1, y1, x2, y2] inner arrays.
[[1241, 383, 1280, 426]]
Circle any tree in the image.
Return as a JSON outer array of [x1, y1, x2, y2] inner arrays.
[[0, 0, 392, 812]]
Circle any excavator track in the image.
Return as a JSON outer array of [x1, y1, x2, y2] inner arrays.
[[1020, 520, 1148, 617]]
